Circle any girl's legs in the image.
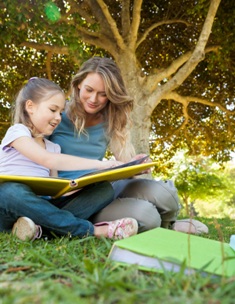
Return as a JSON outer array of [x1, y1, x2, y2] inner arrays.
[[0, 182, 114, 237], [54, 182, 115, 219]]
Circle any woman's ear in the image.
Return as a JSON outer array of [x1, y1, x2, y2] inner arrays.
[[25, 100, 34, 114]]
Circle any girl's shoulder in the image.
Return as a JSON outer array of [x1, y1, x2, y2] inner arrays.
[[1, 124, 31, 150], [3, 124, 31, 140], [8, 123, 30, 133]]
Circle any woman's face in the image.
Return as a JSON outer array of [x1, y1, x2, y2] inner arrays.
[[78, 72, 109, 115]]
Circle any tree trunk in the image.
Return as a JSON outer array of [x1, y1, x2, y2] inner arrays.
[[116, 53, 153, 154], [131, 104, 152, 155]]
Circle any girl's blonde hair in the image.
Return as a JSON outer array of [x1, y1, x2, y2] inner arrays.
[[13, 77, 64, 137], [67, 57, 135, 161]]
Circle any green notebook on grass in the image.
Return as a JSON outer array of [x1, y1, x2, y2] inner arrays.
[[108, 228, 235, 277]]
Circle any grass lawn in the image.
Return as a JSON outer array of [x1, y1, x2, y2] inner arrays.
[[1, 217, 235, 304]]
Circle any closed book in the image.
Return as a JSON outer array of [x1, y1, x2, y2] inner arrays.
[[108, 228, 235, 277]]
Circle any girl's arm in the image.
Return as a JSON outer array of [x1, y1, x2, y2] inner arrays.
[[50, 169, 58, 177], [11, 137, 123, 171]]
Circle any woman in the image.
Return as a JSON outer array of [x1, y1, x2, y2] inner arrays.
[[50, 57, 180, 233]]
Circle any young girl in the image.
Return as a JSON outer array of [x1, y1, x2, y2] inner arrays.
[[0, 77, 138, 241]]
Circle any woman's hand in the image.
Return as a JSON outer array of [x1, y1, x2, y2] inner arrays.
[[130, 154, 152, 174], [130, 154, 151, 163], [102, 160, 124, 169]]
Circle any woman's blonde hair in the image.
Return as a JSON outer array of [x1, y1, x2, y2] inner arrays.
[[13, 77, 64, 137], [67, 57, 135, 161]]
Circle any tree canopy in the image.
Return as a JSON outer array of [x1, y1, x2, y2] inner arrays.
[[0, 0, 234, 165]]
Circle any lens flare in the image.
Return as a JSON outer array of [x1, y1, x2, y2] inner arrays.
[[45, 2, 61, 22]]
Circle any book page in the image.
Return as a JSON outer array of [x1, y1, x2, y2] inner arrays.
[[81, 155, 149, 177]]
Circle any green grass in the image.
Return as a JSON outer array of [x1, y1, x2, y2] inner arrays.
[[1, 217, 235, 304]]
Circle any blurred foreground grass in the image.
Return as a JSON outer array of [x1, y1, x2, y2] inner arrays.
[[0, 217, 235, 304]]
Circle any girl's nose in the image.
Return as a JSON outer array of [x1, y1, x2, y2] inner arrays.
[[55, 113, 62, 121]]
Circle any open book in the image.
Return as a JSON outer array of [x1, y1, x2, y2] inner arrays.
[[0, 157, 157, 198], [108, 228, 235, 277]]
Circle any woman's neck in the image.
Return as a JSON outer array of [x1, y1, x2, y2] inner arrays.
[[85, 112, 104, 127]]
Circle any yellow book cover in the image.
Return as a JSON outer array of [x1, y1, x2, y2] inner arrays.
[[108, 228, 235, 277], [0, 160, 157, 198]]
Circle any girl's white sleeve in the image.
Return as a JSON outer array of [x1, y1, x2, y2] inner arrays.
[[1, 124, 31, 152]]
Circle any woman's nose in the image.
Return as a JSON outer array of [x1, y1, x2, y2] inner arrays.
[[90, 92, 97, 102]]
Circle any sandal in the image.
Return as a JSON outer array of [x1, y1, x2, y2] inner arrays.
[[95, 217, 138, 239]]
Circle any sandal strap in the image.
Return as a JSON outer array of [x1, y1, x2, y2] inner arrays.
[[107, 218, 138, 239]]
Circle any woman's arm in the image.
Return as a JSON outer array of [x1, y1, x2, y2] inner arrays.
[[11, 137, 123, 171]]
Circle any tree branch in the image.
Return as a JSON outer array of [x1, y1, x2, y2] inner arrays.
[[22, 29, 117, 59], [145, 45, 220, 93], [129, 0, 143, 49], [66, 0, 96, 24], [158, 90, 235, 140], [20, 42, 81, 65], [166, 91, 235, 115], [95, 0, 125, 50], [147, 0, 222, 108], [75, 28, 118, 55], [20, 42, 70, 54], [137, 19, 191, 49], [121, 0, 131, 39]]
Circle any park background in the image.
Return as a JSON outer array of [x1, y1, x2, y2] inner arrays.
[[1, 0, 235, 218], [1, 1, 235, 303]]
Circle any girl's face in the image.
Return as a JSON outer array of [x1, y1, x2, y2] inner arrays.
[[26, 93, 65, 136], [78, 73, 109, 115]]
